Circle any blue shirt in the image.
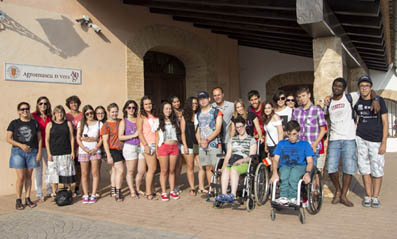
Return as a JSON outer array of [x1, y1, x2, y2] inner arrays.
[[273, 140, 314, 167]]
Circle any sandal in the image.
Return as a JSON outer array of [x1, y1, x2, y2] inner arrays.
[[332, 192, 341, 204], [25, 197, 37, 208], [145, 194, 158, 200], [110, 187, 116, 198], [137, 190, 145, 196], [115, 188, 123, 202], [197, 189, 208, 194], [16, 199, 25, 210], [130, 190, 138, 199], [189, 189, 197, 196], [340, 198, 354, 207]]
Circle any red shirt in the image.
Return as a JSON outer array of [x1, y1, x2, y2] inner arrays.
[[66, 112, 82, 149], [32, 112, 52, 148], [248, 103, 265, 139]]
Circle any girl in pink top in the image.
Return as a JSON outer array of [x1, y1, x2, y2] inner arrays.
[[138, 96, 159, 200], [32, 96, 52, 201]]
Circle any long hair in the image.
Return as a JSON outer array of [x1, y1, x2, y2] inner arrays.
[[52, 105, 67, 121], [95, 106, 107, 123], [182, 96, 198, 122], [158, 101, 180, 134], [122, 100, 138, 118], [169, 96, 182, 111], [35, 96, 52, 116], [140, 95, 155, 118], [233, 99, 248, 120], [79, 105, 94, 135], [262, 101, 275, 125]]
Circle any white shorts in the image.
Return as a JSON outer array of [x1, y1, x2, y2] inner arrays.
[[356, 136, 385, 177], [122, 143, 140, 160]]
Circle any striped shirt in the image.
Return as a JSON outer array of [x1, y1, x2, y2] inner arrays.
[[230, 135, 256, 158]]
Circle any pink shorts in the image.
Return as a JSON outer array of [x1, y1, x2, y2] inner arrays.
[[157, 143, 179, 157]]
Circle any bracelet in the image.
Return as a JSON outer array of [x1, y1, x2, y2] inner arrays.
[[205, 138, 209, 143], [305, 170, 311, 174]]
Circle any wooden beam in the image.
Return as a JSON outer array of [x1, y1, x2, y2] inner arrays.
[[379, 0, 392, 64], [228, 35, 312, 47], [239, 43, 312, 58], [238, 40, 312, 54], [337, 15, 381, 29], [211, 30, 313, 42], [237, 39, 312, 52], [327, 0, 380, 17]]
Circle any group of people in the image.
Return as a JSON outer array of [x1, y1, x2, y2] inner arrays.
[[6, 75, 388, 211]]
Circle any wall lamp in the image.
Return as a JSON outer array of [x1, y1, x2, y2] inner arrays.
[[0, 10, 6, 31], [75, 15, 102, 33]]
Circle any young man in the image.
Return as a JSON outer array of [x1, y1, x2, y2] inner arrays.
[[211, 87, 234, 153], [292, 87, 327, 165], [270, 120, 313, 205], [326, 78, 360, 207], [247, 90, 266, 157], [355, 75, 388, 208], [196, 91, 223, 189]]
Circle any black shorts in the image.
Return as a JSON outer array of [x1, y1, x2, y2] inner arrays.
[[110, 149, 125, 163]]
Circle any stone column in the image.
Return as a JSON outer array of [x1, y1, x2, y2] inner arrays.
[[313, 36, 346, 106], [348, 67, 367, 92]]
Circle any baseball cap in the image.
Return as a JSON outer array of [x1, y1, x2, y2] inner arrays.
[[357, 75, 373, 86], [197, 91, 209, 99]]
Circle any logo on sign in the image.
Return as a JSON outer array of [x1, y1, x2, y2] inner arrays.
[[71, 71, 79, 82], [7, 65, 21, 79]]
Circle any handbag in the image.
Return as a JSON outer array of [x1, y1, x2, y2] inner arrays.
[[55, 189, 73, 206]]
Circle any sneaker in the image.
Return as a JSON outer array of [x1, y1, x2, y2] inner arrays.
[[174, 186, 181, 195], [362, 196, 371, 207], [371, 197, 380, 208], [289, 198, 297, 205], [161, 193, 169, 201], [82, 195, 89, 204], [278, 197, 289, 205], [225, 193, 235, 203], [170, 191, 180, 200], [215, 194, 227, 203], [89, 195, 97, 204]]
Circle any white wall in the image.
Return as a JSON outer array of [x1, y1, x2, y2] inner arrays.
[[239, 46, 313, 101], [369, 67, 397, 92]]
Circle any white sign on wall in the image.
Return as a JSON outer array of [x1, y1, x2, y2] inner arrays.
[[4, 63, 82, 85]]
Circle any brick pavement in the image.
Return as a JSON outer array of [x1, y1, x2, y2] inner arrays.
[[0, 153, 396, 239]]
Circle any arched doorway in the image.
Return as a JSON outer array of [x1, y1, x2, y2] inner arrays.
[[144, 51, 186, 108]]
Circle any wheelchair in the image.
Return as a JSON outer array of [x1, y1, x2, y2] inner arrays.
[[270, 167, 323, 224], [208, 149, 271, 211]]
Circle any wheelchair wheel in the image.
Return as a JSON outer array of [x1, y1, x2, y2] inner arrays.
[[270, 208, 276, 221], [307, 170, 323, 215], [254, 163, 270, 205], [299, 207, 306, 224], [246, 197, 255, 212]]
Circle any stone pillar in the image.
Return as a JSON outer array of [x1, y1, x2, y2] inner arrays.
[[348, 67, 367, 92], [313, 36, 346, 106]]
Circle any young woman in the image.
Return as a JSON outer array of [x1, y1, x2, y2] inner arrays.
[[262, 102, 284, 159], [180, 97, 200, 195], [119, 100, 145, 198], [230, 99, 263, 140], [6, 102, 42, 210], [32, 96, 52, 201], [156, 102, 181, 201], [45, 105, 76, 197], [286, 93, 297, 110], [95, 105, 107, 197], [138, 96, 159, 200], [101, 103, 124, 202], [65, 95, 82, 196], [169, 96, 183, 194], [273, 90, 293, 130], [169, 96, 183, 122], [76, 105, 103, 204]]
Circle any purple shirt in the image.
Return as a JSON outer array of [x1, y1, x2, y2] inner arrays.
[[292, 104, 327, 150], [125, 118, 140, 145]]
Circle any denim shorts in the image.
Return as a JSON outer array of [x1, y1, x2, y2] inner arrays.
[[9, 147, 39, 169], [326, 140, 357, 175]]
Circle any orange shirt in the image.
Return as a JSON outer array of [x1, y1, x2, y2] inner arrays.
[[100, 120, 123, 150]]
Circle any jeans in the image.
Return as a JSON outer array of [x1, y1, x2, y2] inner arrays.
[[279, 165, 306, 199], [34, 149, 52, 198], [327, 140, 357, 175], [9, 147, 39, 169]]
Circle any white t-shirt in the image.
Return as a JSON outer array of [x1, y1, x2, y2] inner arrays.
[[276, 106, 293, 129], [78, 121, 103, 154], [264, 120, 282, 147], [328, 92, 359, 140]]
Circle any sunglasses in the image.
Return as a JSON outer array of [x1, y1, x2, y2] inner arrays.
[[85, 111, 94, 116], [127, 106, 136, 110], [96, 112, 105, 115], [19, 108, 30, 112], [286, 99, 295, 102], [38, 102, 48, 106], [278, 96, 286, 101], [236, 125, 245, 129]]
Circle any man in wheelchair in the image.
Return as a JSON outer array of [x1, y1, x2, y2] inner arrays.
[[215, 117, 257, 203], [270, 120, 314, 206]]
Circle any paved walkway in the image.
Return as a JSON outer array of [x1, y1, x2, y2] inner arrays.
[[0, 153, 396, 239]]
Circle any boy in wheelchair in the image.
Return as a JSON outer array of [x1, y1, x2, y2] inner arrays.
[[215, 117, 257, 203], [270, 120, 313, 206]]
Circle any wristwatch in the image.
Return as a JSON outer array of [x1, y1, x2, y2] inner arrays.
[[305, 170, 311, 174]]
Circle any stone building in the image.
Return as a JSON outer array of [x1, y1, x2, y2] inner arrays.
[[0, 0, 396, 195]]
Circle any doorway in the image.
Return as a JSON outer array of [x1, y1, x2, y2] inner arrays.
[[144, 51, 186, 109]]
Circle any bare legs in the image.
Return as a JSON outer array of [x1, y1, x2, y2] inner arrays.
[[125, 159, 138, 197], [221, 168, 239, 196], [144, 153, 157, 197], [183, 153, 195, 194], [135, 157, 146, 195], [362, 175, 383, 198]]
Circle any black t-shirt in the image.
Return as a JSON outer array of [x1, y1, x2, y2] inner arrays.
[[231, 112, 257, 137], [7, 119, 40, 149], [355, 97, 388, 142]]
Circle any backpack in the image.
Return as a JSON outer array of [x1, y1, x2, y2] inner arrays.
[[55, 189, 73, 206], [196, 107, 223, 142]]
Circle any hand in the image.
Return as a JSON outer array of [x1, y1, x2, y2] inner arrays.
[[20, 144, 31, 153], [83, 147, 91, 154], [88, 148, 97, 155], [371, 100, 380, 114], [259, 138, 264, 144], [200, 141, 208, 149], [233, 159, 243, 166], [48, 154, 53, 162], [303, 173, 311, 184], [70, 153, 75, 160], [324, 96, 331, 106], [265, 146, 269, 153], [107, 156, 114, 165], [144, 145, 151, 154], [183, 145, 189, 155], [378, 143, 386, 155], [269, 174, 279, 185], [311, 144, 317, 154], [35, 153, 42, 163]]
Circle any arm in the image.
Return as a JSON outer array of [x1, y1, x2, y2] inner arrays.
[[312, 125, 326, 153], [230, 122, 236, 138], [6, 131, 31, 152], [77, 125, 90, 153], [137, 115, 150, 154], [206, 114, 223, 142], [180, 116, 189, 155], [45, 123, 52, 161], [118, 119, 139, 141], [221, 142, 232, 170], [379, 113, 389, 154], [67, 122, 75, 160], [253, 117, 263, 142], [303, 156, 314, 184], [36, 132, 42, 162], [102, 133, 113, 164]]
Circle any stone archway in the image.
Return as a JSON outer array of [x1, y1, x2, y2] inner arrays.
[[126, 24, 216, 102], [266, 71, 314, 102]]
